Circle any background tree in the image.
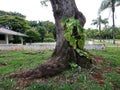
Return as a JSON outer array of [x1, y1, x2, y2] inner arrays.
[[85, 28, 99, 41], [25, 29, 40, 43], [28, 20, 38, 29], [39, 21, 56, 40], [9, 12, 26, 19], [91, 15, 108, 42], [99, 0, 120, 44], [0, 11, 31, 43], [0, 10, 56, 43], [0, 10, 26, 18], [85, 26, 120, 41], [28, 20, 56, 42], [115, 27, 120, 39], [0, 15, 30, 33], [37, 26, 46, 42]]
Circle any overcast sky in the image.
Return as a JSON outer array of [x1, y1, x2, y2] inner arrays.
[[0, 0, 120, 29]]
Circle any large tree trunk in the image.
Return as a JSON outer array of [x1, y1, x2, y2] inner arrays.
[[50, 0, 90, 66], [51, 0, 85, 56], [7, 0, 92, 79]]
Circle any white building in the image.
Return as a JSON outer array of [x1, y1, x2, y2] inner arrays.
[[0, 27, 27, 44]]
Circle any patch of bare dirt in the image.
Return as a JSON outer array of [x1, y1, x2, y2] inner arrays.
[[92, 74, 104, 85], [93, 55, 105, 64], [0, 62, 7, 66], [24, 51, 44, 55], [91, 55, 112, 85]]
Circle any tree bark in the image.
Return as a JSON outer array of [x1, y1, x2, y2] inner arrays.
[[50, 0, 86, 55], [50, 0, 91, 65], [7, 0, 92, 79]]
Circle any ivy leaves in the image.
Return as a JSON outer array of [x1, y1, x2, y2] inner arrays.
[[61, 17, 92, 61], [61, 17, 85, 49]]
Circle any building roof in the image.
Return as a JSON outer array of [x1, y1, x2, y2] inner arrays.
[[0, 27, 27, 37]]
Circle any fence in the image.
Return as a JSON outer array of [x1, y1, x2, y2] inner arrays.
[[0, 42, 105, 50], [0, 43, 56, 50]]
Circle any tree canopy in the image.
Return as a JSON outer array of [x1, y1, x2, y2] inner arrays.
[[0, 15, 31, 33], [0, 10, 30, 33], [0, 10, 26, 18], [0, 10, 56, 43]]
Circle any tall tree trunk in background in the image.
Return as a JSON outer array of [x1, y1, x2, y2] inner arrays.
[[98, 16, 102, 42], [112, 3, 115, 44]]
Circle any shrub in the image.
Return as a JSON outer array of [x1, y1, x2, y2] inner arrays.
[[44, 38, 55, 42], [116, 35, 120, 39]]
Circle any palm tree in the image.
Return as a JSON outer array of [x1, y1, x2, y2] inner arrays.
[[91, 15, 108, 42], [99, 0, 120, 44]]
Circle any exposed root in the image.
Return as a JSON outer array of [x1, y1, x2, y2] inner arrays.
[[4, 43, 93, 80], [5, 54, 92, 80], [6, 56, 69, 79], [7, 63, 69, 79]]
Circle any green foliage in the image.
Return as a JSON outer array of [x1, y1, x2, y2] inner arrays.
[[83, 26, 120, 40], [0, 10, 56, 43], [37, 26, 46, 42], [104, 72, 120, 89], [69, 62, 78, 71], [0, 10, 54, 43], [0, 15, 30, 33], [99, 0, 120, 44], [0, 10, 31, 43], [0, 14, 31, 43], [0, 50, 52, 90], [0, 78, 16, 90], [45, 33, 54, 39], [44, 38, 55, 42], [27, 82, 53, 90], [0, 10, 30, 33], [61, 17, 85, 49], [76, 49, 92, 60], [27, 20, 56, 42], [25, 29, 40, 43], [90, 47, 120, 66], [28, 20, 38, 28], [77, 34, 86, 49], [116, 35, 120, 39], [61, 17, 92, 61], [91, 16, 108, 27], [41, 21, 56, 40], [1, 47, 120, 89], [0, 10, 26, 18]]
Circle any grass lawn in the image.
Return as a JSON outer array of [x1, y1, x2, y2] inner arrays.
[[0, 50, 52, 76], [0, 48, 120, 90]]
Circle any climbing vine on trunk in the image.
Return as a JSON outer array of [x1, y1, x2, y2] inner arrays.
[[62, 17, 92, 60], [62, 17, 85, 49]]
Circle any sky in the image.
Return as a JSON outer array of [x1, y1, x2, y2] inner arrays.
[[0, 0, 120, 29]]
